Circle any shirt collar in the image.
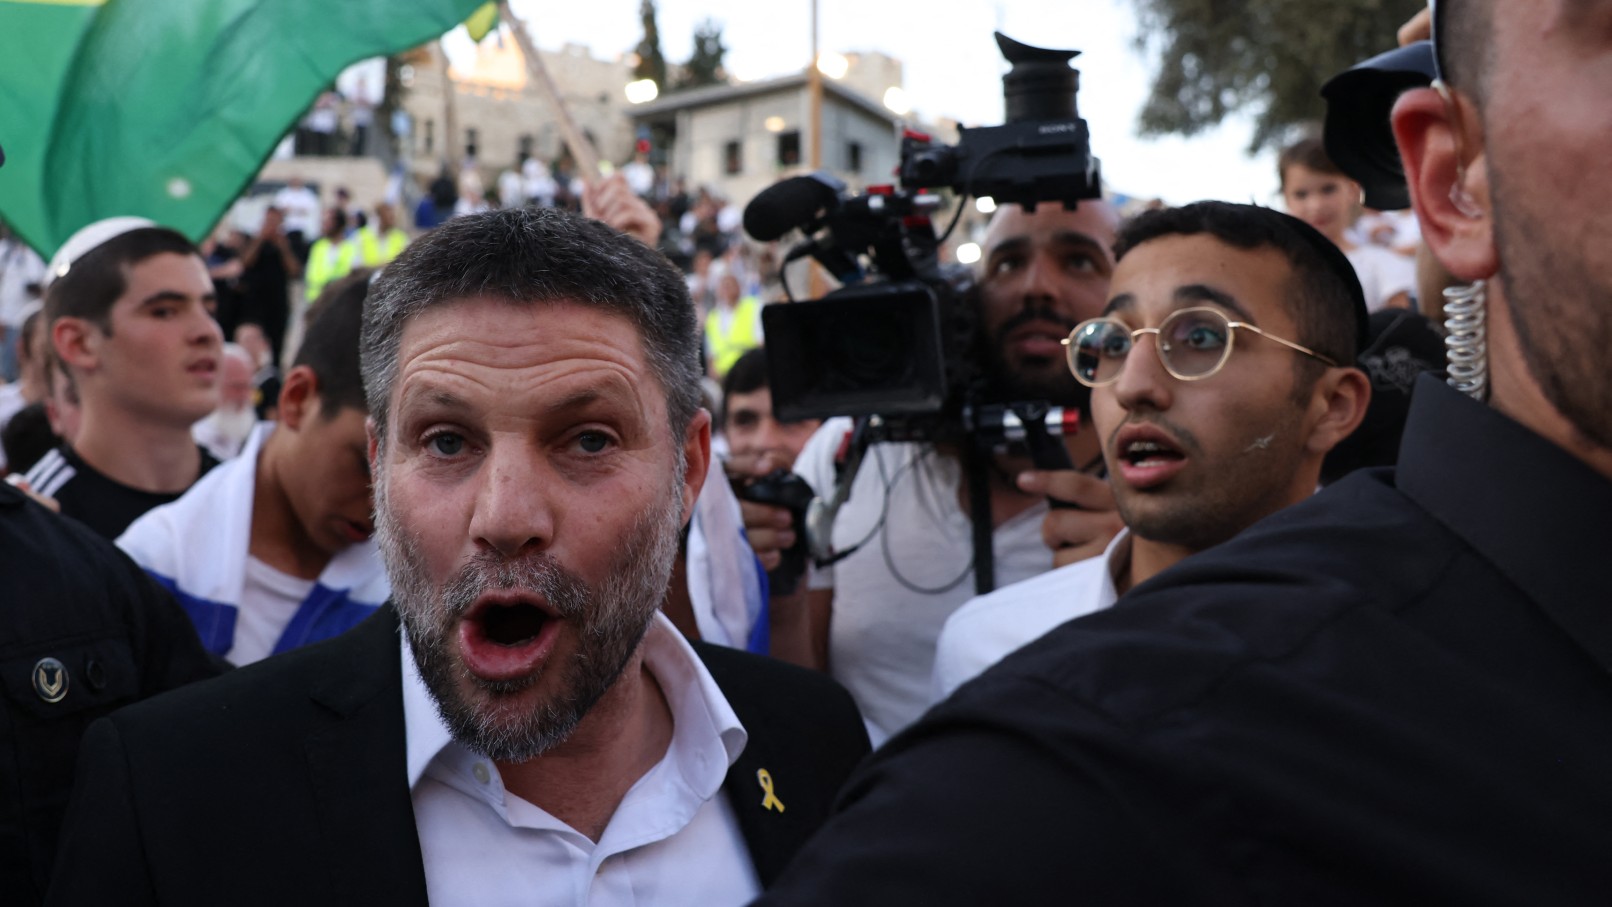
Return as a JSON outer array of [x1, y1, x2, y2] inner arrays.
[[1101, 529, 1132, 603], [402, 611, 747, 791], [1397, 375, 1612, 670]]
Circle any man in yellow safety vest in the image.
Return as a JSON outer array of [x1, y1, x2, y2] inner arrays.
[[703, 265, 762, 379], [357, 202, 409, 268], [304, 208, 356, 302]]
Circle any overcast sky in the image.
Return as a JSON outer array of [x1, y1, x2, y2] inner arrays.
[[475, 0, 1283, 205]]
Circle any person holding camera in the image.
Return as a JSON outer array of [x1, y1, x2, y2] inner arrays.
[[764, 198, 1125, 744]]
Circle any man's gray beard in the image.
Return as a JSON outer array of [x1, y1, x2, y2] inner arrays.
[[205, 404, 257, 446], [375, 462, 685, 762]]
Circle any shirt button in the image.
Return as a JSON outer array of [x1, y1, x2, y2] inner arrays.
[[473, 763, 491, 785]]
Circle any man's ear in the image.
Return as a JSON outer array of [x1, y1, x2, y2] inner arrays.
[[51, 317, 99, 374], [366, 416, 381, 476], [277, 365, 320, 431], [1305, 367, 1372, 457], [679, 408, 713, 524], [1392, 86, 1496, 283]]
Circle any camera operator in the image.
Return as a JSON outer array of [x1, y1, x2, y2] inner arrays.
[[763, 197, 1124, 744]]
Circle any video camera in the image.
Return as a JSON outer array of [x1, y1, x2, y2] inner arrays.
[[737, 33, 1103, 595], [742, 32, 1102, 445]]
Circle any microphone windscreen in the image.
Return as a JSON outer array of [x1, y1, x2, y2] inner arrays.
[[743, 176, 839, 241]]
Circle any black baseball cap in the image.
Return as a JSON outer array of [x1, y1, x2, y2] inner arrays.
[[1320, 40, 1437, 211]]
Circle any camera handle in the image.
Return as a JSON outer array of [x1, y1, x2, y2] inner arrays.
[[803, 417, 877, 567], [964, 402, 1081, 595], [803, 407, 1079, 596], [965, 401, 1081, 505], [962, 440, 997, 595]]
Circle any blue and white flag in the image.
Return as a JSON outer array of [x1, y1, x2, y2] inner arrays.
[[686, 457, 770, 654], [118, 422, 388, 664]]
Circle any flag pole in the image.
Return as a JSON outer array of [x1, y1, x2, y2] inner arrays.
[[497, 1, 601, 179]]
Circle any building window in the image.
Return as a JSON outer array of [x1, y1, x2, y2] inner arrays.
[[423, 119, 435, 155], [465, 127, 479, 161], [777, 130, 801, 167], [724, 140, 743, 175], [847, 141, 863, 174], [518, 134, 535, 162]]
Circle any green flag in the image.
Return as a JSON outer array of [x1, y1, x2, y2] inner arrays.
[[0, 0, 486, 258]]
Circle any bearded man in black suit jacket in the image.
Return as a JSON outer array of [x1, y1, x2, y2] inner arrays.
[[46, 207, 869, 906]]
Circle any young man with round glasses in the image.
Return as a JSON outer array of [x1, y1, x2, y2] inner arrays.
[[932, 201, 1370, 697]]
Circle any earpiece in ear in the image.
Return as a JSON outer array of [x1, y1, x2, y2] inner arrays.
[[1449, 183, 1483, 219]]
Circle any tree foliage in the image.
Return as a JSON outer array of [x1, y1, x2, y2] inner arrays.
[[1129, 0, 1425, 151], [674, 17, 727, 91], [633, 0, 668, 89]]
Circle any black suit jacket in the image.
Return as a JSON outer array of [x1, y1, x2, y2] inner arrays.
[[45, 607, 868, 906]]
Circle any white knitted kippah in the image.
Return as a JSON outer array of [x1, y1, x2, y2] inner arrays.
[[45, 216, 158, 288]]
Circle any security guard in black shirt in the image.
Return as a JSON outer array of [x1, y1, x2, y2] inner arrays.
[[0, 481, 219, 904]]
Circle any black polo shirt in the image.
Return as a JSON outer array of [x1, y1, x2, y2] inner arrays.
[[758, 376, 1612, 905]]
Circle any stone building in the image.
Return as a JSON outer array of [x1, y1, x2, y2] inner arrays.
[[398, 36, 638, 188], [627, 65, 908, 208]]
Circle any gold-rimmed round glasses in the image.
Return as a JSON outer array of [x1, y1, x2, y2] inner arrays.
[[1062, 306, 1339, 388]]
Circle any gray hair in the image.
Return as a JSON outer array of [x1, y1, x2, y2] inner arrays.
[[360, 207, 701, 448]]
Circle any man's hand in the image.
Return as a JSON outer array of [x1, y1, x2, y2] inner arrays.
[[1017, 469, 1124, 568], [725, 449, 794, 481], [738, 497, 796, 572], [1398, 7, 1431, 46], [583, 173, 662, 247], [260, 207, 286, 239], [5, 474, 60, 513]]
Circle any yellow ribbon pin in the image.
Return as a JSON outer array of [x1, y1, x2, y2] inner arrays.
[[757, 768, 786, 813]]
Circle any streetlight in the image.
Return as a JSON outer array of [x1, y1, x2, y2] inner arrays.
[[816, 51, 849, 80], [624, 78, 659, 104], [882, 86, 911, 116]]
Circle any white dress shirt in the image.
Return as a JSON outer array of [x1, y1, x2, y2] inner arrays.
[[403, 612, 761, 907], [931, 531, 1132, 701]]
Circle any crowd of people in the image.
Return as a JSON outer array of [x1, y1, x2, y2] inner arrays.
[[3, 1, 1611, 902]]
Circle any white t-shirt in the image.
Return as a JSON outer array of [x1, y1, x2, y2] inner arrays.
[[796, 418, 1054, 746], [1345, 244, 1416, 313], [931, 531, 1130, 701], [0, 382, 28, 473], [230, 556, 317, 665], [273, 184, 323, 239], [403, 613, 759, 907]]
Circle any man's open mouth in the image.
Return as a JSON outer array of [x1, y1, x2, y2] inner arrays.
[[1123, 439, 1185, 468], [478, 600, 549, 647], [1112, 426, 1190, 490], [457, 595, 561, 682]]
